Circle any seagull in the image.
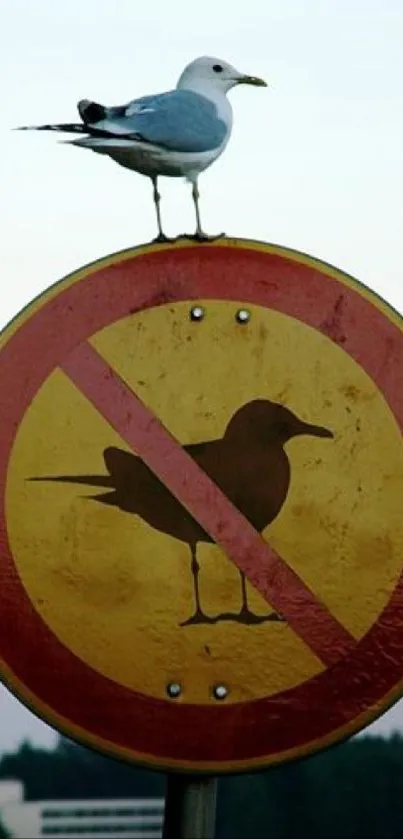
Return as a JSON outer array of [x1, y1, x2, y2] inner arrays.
[[19, 56, 267, 242], [17, 56, 267, 241], [29, 400, 333, 626]]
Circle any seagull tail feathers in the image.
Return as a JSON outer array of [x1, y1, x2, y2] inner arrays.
[[15, 123, 87, 134]]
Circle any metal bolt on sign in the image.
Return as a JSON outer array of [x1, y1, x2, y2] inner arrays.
[[236, 308, 251, 323]]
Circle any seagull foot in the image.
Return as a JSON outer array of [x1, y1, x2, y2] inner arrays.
[[181, 232, 226, 243], [152, 233, 175, 244]]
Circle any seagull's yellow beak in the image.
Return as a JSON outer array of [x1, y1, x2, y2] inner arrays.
[[237, 74, 267, 87]]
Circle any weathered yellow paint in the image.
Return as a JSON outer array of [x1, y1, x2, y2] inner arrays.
[[6, 300, 403, 704]]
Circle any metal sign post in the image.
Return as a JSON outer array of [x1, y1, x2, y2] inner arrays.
[[163, 774, 218, 839]]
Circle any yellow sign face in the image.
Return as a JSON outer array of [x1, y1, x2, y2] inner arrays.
[[1, 239, 403, 772], [7, 301, 403, 702]]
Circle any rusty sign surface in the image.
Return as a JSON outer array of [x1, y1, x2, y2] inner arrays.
[[1, 238, 403, 772]]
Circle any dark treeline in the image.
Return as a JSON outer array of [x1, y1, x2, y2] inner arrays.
[[1, 734, 403, 838]]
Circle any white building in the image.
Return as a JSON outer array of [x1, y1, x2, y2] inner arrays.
[[0, 782, 164, 839]]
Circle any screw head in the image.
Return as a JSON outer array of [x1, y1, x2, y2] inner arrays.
[[212, 684, 229, 700], [166, 683, 182, 698], [236, 309, 251, 324], [190, 306, 205, 321]]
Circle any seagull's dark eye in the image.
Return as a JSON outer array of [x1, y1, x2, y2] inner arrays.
[[213, 64, 223, 73]]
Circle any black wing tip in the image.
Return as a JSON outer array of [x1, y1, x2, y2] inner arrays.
[[78, 99, 107, 124]]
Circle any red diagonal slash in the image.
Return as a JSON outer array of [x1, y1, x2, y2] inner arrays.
[[61, 341, 356, 667]]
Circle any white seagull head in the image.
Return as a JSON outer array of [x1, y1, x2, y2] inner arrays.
[[177, 56, 267, 96]]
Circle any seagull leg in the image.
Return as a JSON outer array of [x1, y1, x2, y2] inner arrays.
[[185, 179, 224, 242], [192, 179, 205, 239], [151, 176, 169, 242]]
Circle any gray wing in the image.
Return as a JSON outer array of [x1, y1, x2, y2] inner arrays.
[[79, 90, 228, 153]]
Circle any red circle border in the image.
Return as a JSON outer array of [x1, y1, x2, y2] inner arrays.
[[1, 241, 403, 770]]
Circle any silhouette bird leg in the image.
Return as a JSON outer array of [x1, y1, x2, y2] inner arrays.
[[240, 571, 250, 612], [151, 176, 170, 242], [236, 571, 284, 624], [180, 543, 211, 626], [191, 543, 202, 614]]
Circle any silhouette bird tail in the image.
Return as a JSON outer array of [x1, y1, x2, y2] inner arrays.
[[87, 491, 119, 506], [28, 475, 113, 487]]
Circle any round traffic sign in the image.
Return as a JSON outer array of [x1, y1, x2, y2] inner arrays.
[[1, 238, 403, 772]]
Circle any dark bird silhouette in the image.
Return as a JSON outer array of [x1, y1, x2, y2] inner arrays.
[[29, 400, 333, 626]]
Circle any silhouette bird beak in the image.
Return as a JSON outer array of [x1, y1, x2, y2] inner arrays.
[[298, 421, 334, 439]]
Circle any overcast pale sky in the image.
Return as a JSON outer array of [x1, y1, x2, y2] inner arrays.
[[1, 0, 403, 754]]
